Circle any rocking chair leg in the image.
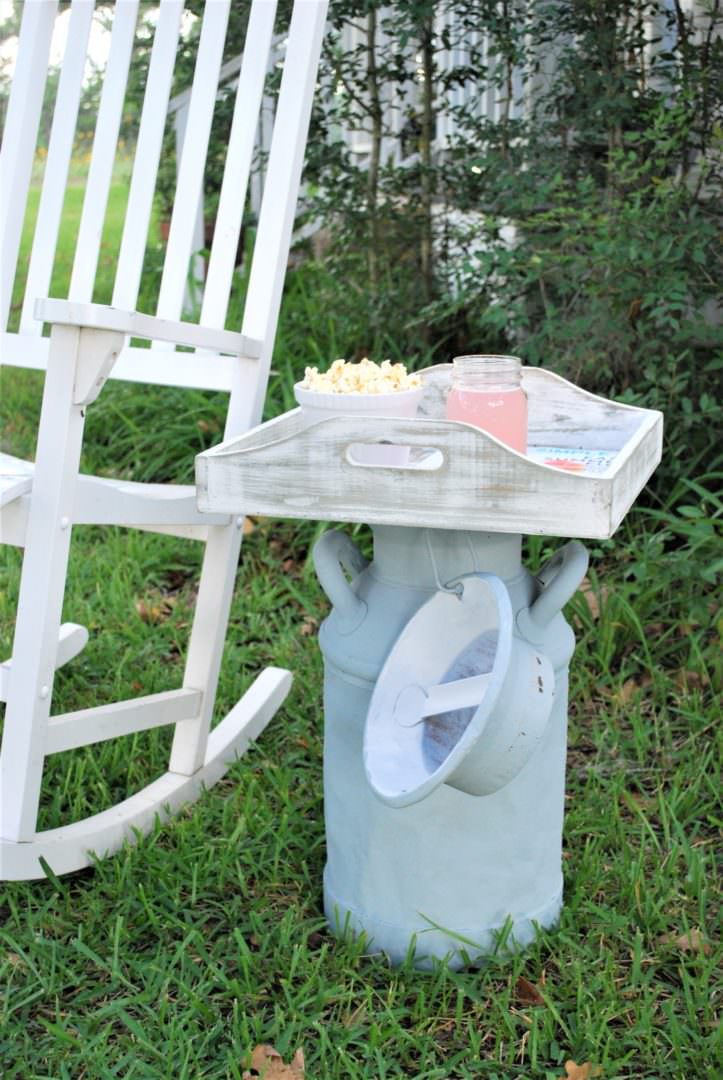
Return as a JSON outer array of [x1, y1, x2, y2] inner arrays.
[[0, 326, 86, 842], [169, 522, 243, 775]]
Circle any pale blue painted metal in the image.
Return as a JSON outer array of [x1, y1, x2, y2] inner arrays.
[[314, 525, 588, 969]]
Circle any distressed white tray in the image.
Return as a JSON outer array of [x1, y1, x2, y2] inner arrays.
[[196, 366, 663, 538]]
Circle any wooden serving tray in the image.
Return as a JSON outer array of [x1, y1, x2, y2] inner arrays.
[[196, 366, 663, 539]]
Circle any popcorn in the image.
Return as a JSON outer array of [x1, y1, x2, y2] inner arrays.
[[299, 357, 422, 394]]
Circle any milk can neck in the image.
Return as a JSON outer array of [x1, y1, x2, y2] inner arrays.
[[451, 354, 522, 391], [371, 526, 522, 585]]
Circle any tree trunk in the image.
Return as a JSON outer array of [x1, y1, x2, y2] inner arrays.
[[500, 0, 512, 160], [367, 8, 382, 297], [419, 17, 436, 318]]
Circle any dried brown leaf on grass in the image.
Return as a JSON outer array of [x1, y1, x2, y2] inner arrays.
[[675, 669, 710, 692], [613, 673, 652, 705], [560, 1061, 602, 1080], [299, 615, 318, 636], [135, 597, 175, 624], [243, 1045, 304, 1079], [196, 417, 221, 435], [579, 577, 608, 621], [620, 790, 657, 811], [657, 927, 712, 956], [514, 975, 545, 1005]]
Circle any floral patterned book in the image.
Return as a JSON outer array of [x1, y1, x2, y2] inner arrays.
[[527, 446, 619, 475]]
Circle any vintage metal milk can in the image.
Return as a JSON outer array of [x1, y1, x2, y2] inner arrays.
[[314, 524, 588, 969]]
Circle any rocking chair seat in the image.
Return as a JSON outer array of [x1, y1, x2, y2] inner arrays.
[[1, 450, 231, 545], [0, 454, 34, 508]]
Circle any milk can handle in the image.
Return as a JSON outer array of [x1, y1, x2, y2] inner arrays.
[[528, 540, 589, 628], [313, 530, 369, 624]]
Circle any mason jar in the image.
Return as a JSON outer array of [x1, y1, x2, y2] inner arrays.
[[445, 354, 528, 453]]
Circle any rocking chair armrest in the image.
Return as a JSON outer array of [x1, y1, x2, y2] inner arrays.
[[34, 299, 262, 358]]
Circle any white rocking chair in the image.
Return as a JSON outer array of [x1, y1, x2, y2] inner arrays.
[[0, 0, 328, 881]]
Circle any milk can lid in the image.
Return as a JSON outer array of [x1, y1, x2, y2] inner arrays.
[[363, 573, 513, 807]]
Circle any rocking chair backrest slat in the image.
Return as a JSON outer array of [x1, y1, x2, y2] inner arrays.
[[2, 0, 327, 395], [111, 0, 184, 312], [201, 0, 278, 331], [153, 0, 231, 334], [0, 0, 58, 330], [19, 0, 95, 334], [233, 0, 328, 435], [68, 0, 140, 305]]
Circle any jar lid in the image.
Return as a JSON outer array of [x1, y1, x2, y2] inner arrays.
[[364, 573, 556, 805], [364, 574, 512, 806]]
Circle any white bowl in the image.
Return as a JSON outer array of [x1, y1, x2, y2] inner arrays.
[[293, 382, 424, 423]]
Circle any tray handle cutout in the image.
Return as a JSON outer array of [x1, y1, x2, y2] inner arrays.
[[345, 443, 445, 470]]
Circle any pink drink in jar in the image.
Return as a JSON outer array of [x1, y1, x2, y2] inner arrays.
[[445, 354, 528, 453]]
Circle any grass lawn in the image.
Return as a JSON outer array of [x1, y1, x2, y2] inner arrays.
[[0, 177, 720, 1078]]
